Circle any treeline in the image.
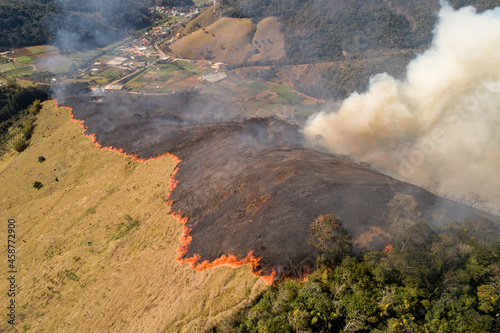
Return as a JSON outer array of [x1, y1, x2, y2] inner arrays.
[[0, 81, 50, 153], [214, 195, 500, 332], [0, 0, 153, 50], [0, 81, 49, 124]]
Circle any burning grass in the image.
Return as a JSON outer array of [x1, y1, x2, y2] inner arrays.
[[57, 92, 500, 283], [57, 98, 279, 285], [0, 99, 265, 332]]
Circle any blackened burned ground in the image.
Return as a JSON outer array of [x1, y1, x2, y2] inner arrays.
[[61, 92, 500, 279]]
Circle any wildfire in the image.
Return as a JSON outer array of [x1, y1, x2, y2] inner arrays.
[[170, 208, 278, 285], [384, 243, 393, 253], [54, 98, 279, 286]]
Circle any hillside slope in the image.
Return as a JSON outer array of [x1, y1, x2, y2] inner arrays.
[[0, 100, 264, 332], [61, 92, 500, 280], [178, 4, 224, 35], [168, 16, 285, 63]]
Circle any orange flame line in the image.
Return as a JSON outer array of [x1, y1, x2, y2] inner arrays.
[[54, 98, 278, 285], [383, 243, 393, 253]]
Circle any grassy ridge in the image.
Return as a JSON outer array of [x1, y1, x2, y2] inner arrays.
[[0, 101, 264, 332]]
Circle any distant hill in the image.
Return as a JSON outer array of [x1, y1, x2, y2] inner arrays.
[[167, 0, 500, 64], [218, 0, 500, 63], [169, 16, 285, 63], [0, 0, 152, 50]]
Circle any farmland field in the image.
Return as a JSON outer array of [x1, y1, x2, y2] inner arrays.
[[15, 56, 34, 64], [3, 65, 34, 76]]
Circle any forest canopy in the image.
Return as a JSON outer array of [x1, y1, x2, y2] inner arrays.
[[214, 195, 500, 332], [0, 0, 152, 50]]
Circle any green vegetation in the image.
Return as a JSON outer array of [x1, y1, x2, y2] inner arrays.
[[0, 0, 152, 50], [12, 137, 28, 152], [32, 181, 43, 189], [0, 0, 57, 48], [308, 214, 353, 267], [216, 194, 500, 332], [0, 82, 49, 154], [114, 214, 140, 239], [15, 56, 35, 64]]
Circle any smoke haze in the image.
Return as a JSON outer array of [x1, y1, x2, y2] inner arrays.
[[304, 2, 500, 211]]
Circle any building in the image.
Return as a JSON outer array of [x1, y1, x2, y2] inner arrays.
[[107, 57, 128, 66], [201, 72, 228, 83], [104, 84, 125, 92], [158, 56, 171, 64]]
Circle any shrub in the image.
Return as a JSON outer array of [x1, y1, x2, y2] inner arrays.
[[27, 100, 42, 116], [12, 137, 28, 152], [32, 181, 43, 189], [115, 215, 140, 238]]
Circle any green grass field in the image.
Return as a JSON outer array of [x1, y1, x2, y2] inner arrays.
[[194, 0, 211, 6], [3, 65, 33, 76], [0, 63, 15, 72], [69, 50, 102, 63], [101, 71, 122, 79], [27, 45, 58, 55], [273, 91, 306, 104], [15, 55, 35, 64]]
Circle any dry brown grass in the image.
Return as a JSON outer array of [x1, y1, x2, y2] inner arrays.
[[0, 101, 265, 332], [168, 16, 285, 64], [247, 17, 286, 62], [178, 4, 222, 36]]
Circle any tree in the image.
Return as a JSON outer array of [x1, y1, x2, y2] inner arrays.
[[308, 214, 353, 266], [68, 63, 78, 76], [387, 192, 420, 242], [32, 181, 43, 189]]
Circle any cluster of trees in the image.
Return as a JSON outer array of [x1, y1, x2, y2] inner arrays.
[[0, 0, 153, 50], [0, 81, 50, 153], [0, 81, 49, 124], [214, 194, 500, 332], [0, 0, 57, 48]]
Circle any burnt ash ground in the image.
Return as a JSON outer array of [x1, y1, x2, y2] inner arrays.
[[60, 92, 500, 279]]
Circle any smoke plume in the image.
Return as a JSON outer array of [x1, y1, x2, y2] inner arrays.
[[304, 2, 500, 211]]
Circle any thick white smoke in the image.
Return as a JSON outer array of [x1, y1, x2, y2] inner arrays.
[[304, 2, 500, 211]]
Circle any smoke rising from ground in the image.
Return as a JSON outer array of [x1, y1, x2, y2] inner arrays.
[[49, 0, 151, 52], [304, 2, 500, 211]]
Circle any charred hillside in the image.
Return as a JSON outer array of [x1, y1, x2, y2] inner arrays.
[[59, 92, 500, 281]]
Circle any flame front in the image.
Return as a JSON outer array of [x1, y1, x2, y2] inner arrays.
[[55, 99, 279, 285], [383, 243, 393, 253]]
